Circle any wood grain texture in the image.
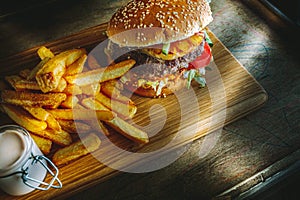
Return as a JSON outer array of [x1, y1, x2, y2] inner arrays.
[[0, 23, 267, 199]]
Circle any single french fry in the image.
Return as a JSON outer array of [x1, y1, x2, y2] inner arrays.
[[32, 128, 72, 146], [30, 133, 52, 155], [46, 113, 62, 131], [81, 97, 109, 111], [37, 46, 54, 60], [14, 79, 40, 91], [95, 92, 137, 119], [23, 106, 50, 121], [101, 79, 134, 104], [1, 90, 67, 108], [60, 95, 79, 109], [80, 83, 101, 96], [106, 117, 149, 144], [64, 59, 135, 86], [47, 109, 114, 121], [36, 48, 86, 92], [2, 104, 47, 132], [57, 119, 91, 134], [52, 133, 101, 166], [63, 84, 82, 95], [27, 57, 51, 81], [64, 54, 87, 76]]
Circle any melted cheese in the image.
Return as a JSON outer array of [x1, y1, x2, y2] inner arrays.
[[143, 33, 205, 60]]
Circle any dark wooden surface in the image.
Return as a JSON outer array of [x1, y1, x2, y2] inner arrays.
[[0, 0, 299, 199]]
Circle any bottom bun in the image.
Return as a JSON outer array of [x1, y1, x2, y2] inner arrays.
[[124, 77, 187, 98]]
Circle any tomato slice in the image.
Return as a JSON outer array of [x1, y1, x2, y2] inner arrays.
[[188, 42, 212, 69]]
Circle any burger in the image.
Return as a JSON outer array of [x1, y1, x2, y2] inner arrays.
[[106, 0, 213, 97]]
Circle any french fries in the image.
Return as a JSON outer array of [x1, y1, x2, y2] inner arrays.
[[57, 119, 92, 134], [30, 133, 52, 155], [95, 92, 137, 119], [33, 128, 72, 146], [1, 90, 66, 108], [27, 57, 51, 81], [81, 97, 109, 111], [23, 106, 50, 121], [2, 104, 47, 132], [64, 54, 87, 76], [46, 114, 62, 131], [101, 79, 134, 104], [80, 83, 101, 96], [47, 108, 114, 121], [106, 117, 149, 144], [5, 75, 44, 91], [36, 48, 86, 92], [60, 95, 79, 109], [37, 46, 55, 60], [52, 133, 101, 166], [63, 84, 82, 95], [64, 59, 136, 86], [1, 46, 149, 167]]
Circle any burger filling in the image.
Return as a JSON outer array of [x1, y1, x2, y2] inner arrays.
[[108, 30, 213, 97]]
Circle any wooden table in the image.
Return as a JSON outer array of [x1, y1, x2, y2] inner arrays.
[[0, 0, 299, 199]]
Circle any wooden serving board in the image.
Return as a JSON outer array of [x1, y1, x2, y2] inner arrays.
[[0, 23, 267, 199]]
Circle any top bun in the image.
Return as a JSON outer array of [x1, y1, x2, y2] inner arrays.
[[107, 0, 213, 47]]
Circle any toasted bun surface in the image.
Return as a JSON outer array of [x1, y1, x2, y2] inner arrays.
[[107, 0, 213, 47]]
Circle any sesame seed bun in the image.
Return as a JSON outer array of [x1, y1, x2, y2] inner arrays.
[[107, 0, 213, 47]]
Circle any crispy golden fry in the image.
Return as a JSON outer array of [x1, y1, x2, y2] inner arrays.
[[23, 106, 49, 121], [64, 59, 135, 86], [63, 84, 82, 95], [2, 104, 47, 132], [47, 109, 114, 121], [6, 74, 40, 91], [32, 128, 72, 146], [106, 117, 149, 144], [57, 119, 91, 134], [15, 80, 40, 91], [36, 48, 86, 92], [1, 90, 67, 108], [37, 46, 55, 60], [95, 92, 137, 119], [81, 83, 101, 96], [46, 113, 62, 131], [87, 54, 101, 69], [81, 97, 109, 111], [101, 79, 134, 104], [27, 57, 51, 81], [52, 133, 101, 166], [30, 133, 52, 155], [60, 95, 79, 109], [19, 69, 31, 79], [64, 54, 87, 76], [52, 78, 67, 93], [81, 98, 110, 136]]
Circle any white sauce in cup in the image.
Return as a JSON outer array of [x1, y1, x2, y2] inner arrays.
[[0, 125, 47, 196]]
